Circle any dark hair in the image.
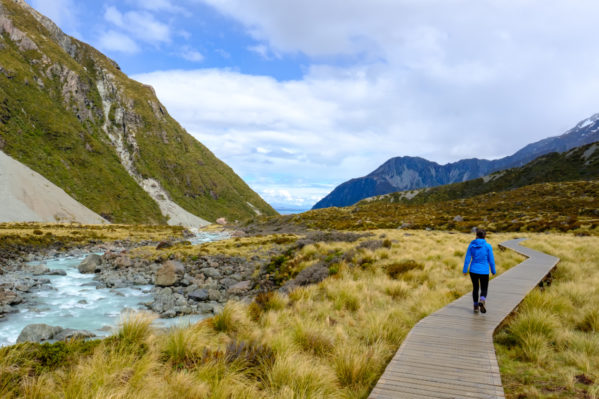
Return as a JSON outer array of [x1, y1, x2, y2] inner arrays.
[[476, 228, 486, 239]]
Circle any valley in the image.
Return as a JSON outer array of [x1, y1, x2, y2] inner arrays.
[[0, 0, 598, 397]]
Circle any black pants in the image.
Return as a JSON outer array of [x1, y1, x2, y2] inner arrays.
[[469, 272, 489, 304]]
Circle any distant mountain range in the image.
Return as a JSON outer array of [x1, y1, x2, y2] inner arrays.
[[313, 113, 599, 209], [0, 0, 276, 225], [362, 140, 599, 207]]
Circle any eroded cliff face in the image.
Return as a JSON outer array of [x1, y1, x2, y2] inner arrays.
[[0, 0, 276, 225]]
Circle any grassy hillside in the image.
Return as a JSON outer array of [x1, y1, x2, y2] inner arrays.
[[0, 0, 276, 223], [375, 141, 599, 207], [273, 179, 599, 234]]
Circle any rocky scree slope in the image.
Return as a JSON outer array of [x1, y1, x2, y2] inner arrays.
[[0, 0, 276, 225], [313, 113, 599, 209]]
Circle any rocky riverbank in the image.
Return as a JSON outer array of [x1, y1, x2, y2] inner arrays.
[[84, 251, 260, 318], [0, 237, 188, 323]]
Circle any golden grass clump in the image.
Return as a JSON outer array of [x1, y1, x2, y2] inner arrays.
[[495, 234, 599, 398], [1, 229, 524, 398]]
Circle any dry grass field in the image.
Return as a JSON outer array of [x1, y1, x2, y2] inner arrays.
[[495, 234, 599, 398], [0, 222, 187, 249], [0, 229, 523, 398]]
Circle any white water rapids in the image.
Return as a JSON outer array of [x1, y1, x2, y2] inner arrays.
[[0, 231, 229, 346]]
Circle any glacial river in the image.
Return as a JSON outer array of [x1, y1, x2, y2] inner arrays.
[[0, 231, 229, 346]]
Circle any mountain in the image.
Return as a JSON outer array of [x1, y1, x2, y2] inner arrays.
[[313, 113, 599, 209], [0, 150, 107, 223], [0, 0, 276, 225], [363, 140, 599, 206]]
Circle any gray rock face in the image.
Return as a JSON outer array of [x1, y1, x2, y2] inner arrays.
[[17, 323, 63, 343], [155, 260, 185, 286], [78, 254, 102, 274]]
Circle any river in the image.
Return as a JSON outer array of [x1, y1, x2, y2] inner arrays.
[[0, 231, 229, 346]]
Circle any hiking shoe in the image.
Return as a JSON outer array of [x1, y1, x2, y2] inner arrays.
[[479, 299, 486, 313], [473, 304, 479, 313]]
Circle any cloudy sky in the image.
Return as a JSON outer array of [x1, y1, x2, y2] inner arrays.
[[26, 0, 599, 211]]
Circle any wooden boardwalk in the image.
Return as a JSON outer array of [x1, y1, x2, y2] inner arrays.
[[369, 238, 559, 399]]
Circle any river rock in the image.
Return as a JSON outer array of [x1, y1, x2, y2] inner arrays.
[[0, 289, 22, 305], [155, 260, 184, 286], [188, 289, 209, 301], [30, 263, 50, 276], [114, 255, 133, 269], [14, 281, 33, 292], [17, 324, 63, 343], [201, 267, 221, 279], [228, 280, 252, 295], [46, 270, 67, 276], [53, 328, 96, 341], [0, 304, 17, 314], [78, 254, 103, 273]]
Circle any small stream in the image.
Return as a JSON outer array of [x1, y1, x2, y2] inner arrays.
[[0, 231, 229, 347]]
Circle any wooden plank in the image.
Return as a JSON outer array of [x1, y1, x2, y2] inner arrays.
[[368, 238, 558, 399]]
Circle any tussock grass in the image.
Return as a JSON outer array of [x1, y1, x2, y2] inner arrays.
[[1, 229, 523, 398], [495, 234, 599, 398], [0, 222, 188, 250]]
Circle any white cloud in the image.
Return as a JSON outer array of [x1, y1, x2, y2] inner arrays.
[[97, 30, 140, 53], [104, 6, 171, 45], [180, 46, 204, 62], [247, 44, 279, 60], [135, 1, 599, 207], [126, 0, 186, 14]]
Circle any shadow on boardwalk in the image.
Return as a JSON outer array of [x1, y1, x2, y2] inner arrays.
[[369, 238, 559, 399]]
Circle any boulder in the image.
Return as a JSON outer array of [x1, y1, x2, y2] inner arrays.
[[114, 255, 133, 269], [188, 289, 209, 301], [53, 328, 96, 341], [17, 324, 63, 343], [78, 254, 102, 273], [0, 304, 17, 314], [228, 280, 252, 295], [201, 267, 221, 279], [281, 263, 329, 294], [453, 215, 464, 222], [155, 260, 185, 287], [0, 289, 22, 306], [216, 217, 227, 225], [46, 269, 67, 276], [148, 287, 176, 314], [30, 263, 50, 276]]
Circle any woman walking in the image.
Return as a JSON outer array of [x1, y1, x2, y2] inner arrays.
[[463, 228, 496, 313]]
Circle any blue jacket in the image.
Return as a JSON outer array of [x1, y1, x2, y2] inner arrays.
[[463, 238, 496, 275]]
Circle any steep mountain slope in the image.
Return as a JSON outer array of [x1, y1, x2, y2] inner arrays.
[[0, 0, 276, 225], [313, 113, 599, 209], [365, 140, 599, 205], [0, 150, 107, 223]]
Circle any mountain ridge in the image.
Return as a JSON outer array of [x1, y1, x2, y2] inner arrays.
[[313, 113, 599, 209], [0, 0, 276, 225]]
